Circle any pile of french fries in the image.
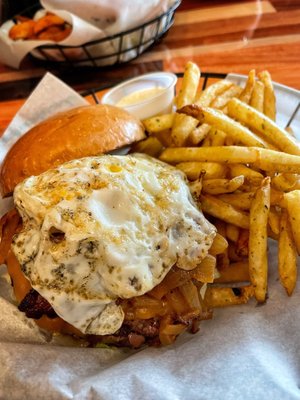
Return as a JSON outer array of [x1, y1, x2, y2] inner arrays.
[[9, 13, 71, 42], [134, 61, 299, 307]]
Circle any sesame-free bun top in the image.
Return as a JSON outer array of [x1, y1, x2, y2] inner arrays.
[[0, 104, 145, 197]]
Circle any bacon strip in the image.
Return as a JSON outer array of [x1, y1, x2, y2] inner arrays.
[[18, 289, 57, 319]]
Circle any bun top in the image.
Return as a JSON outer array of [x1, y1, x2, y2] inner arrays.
[[0, 104, 145, 197]]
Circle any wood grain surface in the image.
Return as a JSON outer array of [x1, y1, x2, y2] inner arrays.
[[0, 0, 299, 136]]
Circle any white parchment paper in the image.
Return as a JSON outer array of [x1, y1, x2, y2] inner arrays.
[[0, 74, 299, 400], [0, 0, 177, 68]]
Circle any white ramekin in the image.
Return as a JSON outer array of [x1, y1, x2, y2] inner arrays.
[[101, 72, 177, 120]]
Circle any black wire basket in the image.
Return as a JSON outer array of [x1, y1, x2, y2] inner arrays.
[[15, 0, 181, 68]]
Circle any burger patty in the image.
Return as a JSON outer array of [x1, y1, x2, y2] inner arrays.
[[17, 289, 161, 348], [4, 213, 209, 349]]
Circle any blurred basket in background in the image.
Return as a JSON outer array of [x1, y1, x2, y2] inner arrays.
[[14, 0, 181, 68]]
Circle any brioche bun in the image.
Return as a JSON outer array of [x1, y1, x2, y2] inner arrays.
[[0, 104, 145, 197]]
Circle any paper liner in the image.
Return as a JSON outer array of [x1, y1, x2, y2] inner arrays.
[[0, 74, 299, 399]]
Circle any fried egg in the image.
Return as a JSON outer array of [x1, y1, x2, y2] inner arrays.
[[12, 154, 216, 335]]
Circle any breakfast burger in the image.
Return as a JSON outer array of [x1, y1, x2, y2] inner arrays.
[[0, 104, 216, 348]]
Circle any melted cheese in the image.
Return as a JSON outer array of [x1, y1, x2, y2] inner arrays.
[[12, 154, 216, 335]]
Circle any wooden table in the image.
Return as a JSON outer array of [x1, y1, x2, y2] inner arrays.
[[0, 0, 299, 135]]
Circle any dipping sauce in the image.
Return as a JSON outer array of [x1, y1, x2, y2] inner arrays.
[[101, 72, 177, 119], [116, 87, 165, 107]]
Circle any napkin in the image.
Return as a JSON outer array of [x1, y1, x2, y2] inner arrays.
[[0, 0, 177, 68]]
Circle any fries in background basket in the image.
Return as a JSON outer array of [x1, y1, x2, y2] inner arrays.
[[140, 63, 299, 309], [9, 12, 72, 42]]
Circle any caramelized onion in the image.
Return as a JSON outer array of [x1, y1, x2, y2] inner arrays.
[[0, 209, 21, 264]]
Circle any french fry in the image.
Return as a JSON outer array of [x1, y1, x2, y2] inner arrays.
[[160, 145, 257, 164], [160, 146, 300, 173], [228, 163, 263, 185], [202, 176, 244, 195], [271, 173, 298, 192], [179, 105, 269, 148], [205, 285, 254, 307], [278, 209, 297, 296], [171, 113, 199, 146], [225, 224, 240, 242], [267, 226, 279, 241], [268, 207, 280, 236], [175, 61, 200, 109], [225, 136, 235, 146], [131, 136, 163, 157], [172, 62, 200, 146], [211, 84, 243, 110], [253, 149, 300, 173], [200, 194, 250, 229], [153, 130, 173, 148], [284, 190, 300, 254], [239, 69, 256, 104], [209, 233, 228, 256], [37, 26, 71, 41], [215, 261, 250, 283], [227, 98, 300, 155], [33, 14, 66, 35], [218, 192, 255, 210], [202, 132, 213, 147], [195, 80, 233, 107], [258, 70, 276, 121], [236, 229, 249, 258], [238, 181, 260, 193], [9, 20, 35, 40], [250, 80, 265, 113], [249, 177, 271, 302], [172, 63, 200, 146], [176, 161, 226, 180], [9, 13, 71, 42], [187, 124, 211, 145], [143, 113, 174, 133], [270, 189, 285, 207], [209, 128, 227, 146]]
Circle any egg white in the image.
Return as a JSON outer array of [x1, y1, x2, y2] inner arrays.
[[12, 154, 216, 335]]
